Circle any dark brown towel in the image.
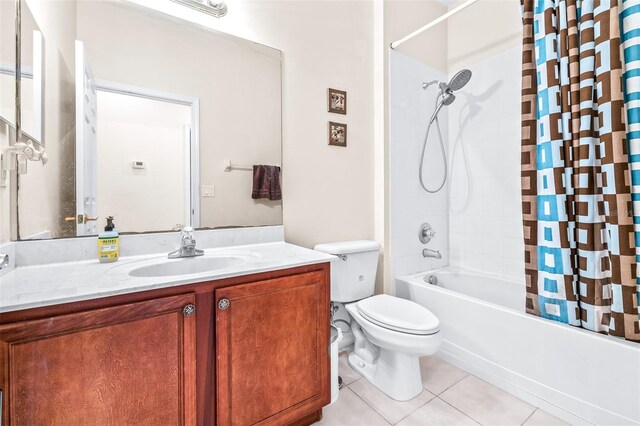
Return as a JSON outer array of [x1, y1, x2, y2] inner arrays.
[[252, 165, 282, 201]]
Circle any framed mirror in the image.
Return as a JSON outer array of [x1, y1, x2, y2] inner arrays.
[[14, 0, 283, 240]]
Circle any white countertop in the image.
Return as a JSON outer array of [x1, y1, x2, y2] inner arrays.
[[0, 242, 335, 313]]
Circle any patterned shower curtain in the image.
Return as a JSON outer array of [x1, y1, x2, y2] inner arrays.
[[521, 0, 640, 342]]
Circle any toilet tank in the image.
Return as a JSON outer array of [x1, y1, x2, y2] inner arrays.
[[314, 240, 380, 303]]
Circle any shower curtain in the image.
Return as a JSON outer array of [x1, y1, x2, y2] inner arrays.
[[521, 0, 640, 342]]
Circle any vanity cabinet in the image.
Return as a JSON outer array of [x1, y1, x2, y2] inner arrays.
[[0, 263, 330, 426], [0, 293, 197, 425], [216, 271, 328, 425]]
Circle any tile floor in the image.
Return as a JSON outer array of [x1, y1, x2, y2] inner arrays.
[[316, 354, 568, 426]]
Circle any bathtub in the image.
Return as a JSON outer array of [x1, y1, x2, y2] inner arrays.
[[396, 267, 640, 426]]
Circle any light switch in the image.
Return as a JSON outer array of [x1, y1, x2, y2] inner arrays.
[[202, 185, 215, 197]]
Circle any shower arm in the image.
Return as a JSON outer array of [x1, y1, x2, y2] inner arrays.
[[422, 80, 439, 90]]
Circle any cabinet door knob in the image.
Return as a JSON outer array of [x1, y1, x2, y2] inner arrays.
[[183, 304, 196, 317], [218, 298, 230, 310]]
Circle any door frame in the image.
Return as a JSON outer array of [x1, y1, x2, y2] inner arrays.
[[75, 40, 98, 236], [94, 79, 201, 228]]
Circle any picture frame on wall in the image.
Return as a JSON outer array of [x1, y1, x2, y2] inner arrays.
[[328, 88, 347, 114], [328, 121, 347, 147]]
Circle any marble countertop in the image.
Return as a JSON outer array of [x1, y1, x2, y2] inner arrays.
[[0, 242, 335, 313]]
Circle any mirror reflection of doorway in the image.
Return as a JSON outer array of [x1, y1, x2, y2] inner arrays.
[[74, 40, 200, 236], [94, 90, 195, 233]]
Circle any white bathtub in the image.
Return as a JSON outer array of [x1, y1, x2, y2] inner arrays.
[[396, 267, 640, 426]]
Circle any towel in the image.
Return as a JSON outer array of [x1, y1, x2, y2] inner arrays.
[[252, 165, 282, 201]]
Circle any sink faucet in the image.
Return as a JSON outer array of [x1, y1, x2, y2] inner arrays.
[[422, 248, 442, 259], [168, 227, 204, 259]]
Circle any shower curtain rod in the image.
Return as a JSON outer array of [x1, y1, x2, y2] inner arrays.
[[390, 0, 478, 50]]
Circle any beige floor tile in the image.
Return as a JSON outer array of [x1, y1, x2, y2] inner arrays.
[[420, 356, 468, 395], [523, 409, 568, 426], [397, 398, 479, 426], [439, 376, 536, 426], [317, 387, 390, 426], [339, 353, 362, 385], [349, 377, 435, 424]]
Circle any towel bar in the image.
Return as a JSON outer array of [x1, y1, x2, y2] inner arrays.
[[223, 160, 281, 172]]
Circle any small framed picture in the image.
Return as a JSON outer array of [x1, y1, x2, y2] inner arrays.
[[328, 121, 347, 147], [328, 88, 347, 114]]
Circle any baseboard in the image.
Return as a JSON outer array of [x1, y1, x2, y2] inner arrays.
[[437, 341, 637, 426]]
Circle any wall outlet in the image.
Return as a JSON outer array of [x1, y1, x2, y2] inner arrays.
[[202, 185, 215, 197]]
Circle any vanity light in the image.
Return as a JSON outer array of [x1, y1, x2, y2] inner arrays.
[[170, 0, 228, 18]]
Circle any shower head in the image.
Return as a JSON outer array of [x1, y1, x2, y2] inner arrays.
[[423, 69, 470, 124], [448, 69, 472, 91], [442, 92, 456, 106], [422, 69, 472, 94]]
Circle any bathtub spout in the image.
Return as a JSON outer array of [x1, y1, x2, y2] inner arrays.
[[422, 248, 442, 259]]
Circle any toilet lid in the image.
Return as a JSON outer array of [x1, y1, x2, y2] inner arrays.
[[356, 294, 439, 335]]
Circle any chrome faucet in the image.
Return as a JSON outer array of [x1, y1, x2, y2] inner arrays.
[[419, 222, 441, 259], [422, 248, 442, 259], [168, 227, 204, 259]]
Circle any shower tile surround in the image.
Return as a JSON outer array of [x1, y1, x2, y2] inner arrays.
[[447, 45, 524, 281], [389, 51, 449, 279], [389, 46, 524, 283]]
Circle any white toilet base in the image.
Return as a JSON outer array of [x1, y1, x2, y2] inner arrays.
[[348, 349, 423, 401]]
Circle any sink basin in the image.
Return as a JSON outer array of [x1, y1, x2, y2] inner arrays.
[[128, 255, 248, 278]]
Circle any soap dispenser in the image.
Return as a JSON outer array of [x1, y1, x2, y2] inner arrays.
[[98, 216, 120, 263]]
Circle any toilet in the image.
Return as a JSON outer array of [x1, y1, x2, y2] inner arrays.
[[314, 240, 442, 401]]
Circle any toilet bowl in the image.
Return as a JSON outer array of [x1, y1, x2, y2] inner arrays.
[[313, 240, 442, 402], [345, 294, 442, 401]]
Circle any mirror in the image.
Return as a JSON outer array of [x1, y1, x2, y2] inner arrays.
[[15, 0, 283, 240], [19, 2, 44, 143], [0, 0, 16, 128]]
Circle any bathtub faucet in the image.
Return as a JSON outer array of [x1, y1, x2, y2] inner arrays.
[[422, 248, 442, 259]]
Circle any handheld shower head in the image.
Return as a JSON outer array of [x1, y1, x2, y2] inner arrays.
[[448, 69, 472, 91], [442, 92, 456, 106], [419, 68, 472, 193], [429, 92, 455, 123]]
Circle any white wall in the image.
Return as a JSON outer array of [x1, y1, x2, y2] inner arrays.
[[389, 50, 449, 280], [96, 92, 190, 233], [447, 0, 521, 71]]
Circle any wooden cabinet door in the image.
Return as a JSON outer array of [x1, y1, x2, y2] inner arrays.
[[0, 293, 197, 425], [216, 271, 330, 426]]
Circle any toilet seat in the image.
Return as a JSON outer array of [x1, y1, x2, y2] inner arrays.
[[356, 294, 439, 335]]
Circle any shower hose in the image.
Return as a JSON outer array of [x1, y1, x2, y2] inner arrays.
[[419, 94, 448, 193]]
